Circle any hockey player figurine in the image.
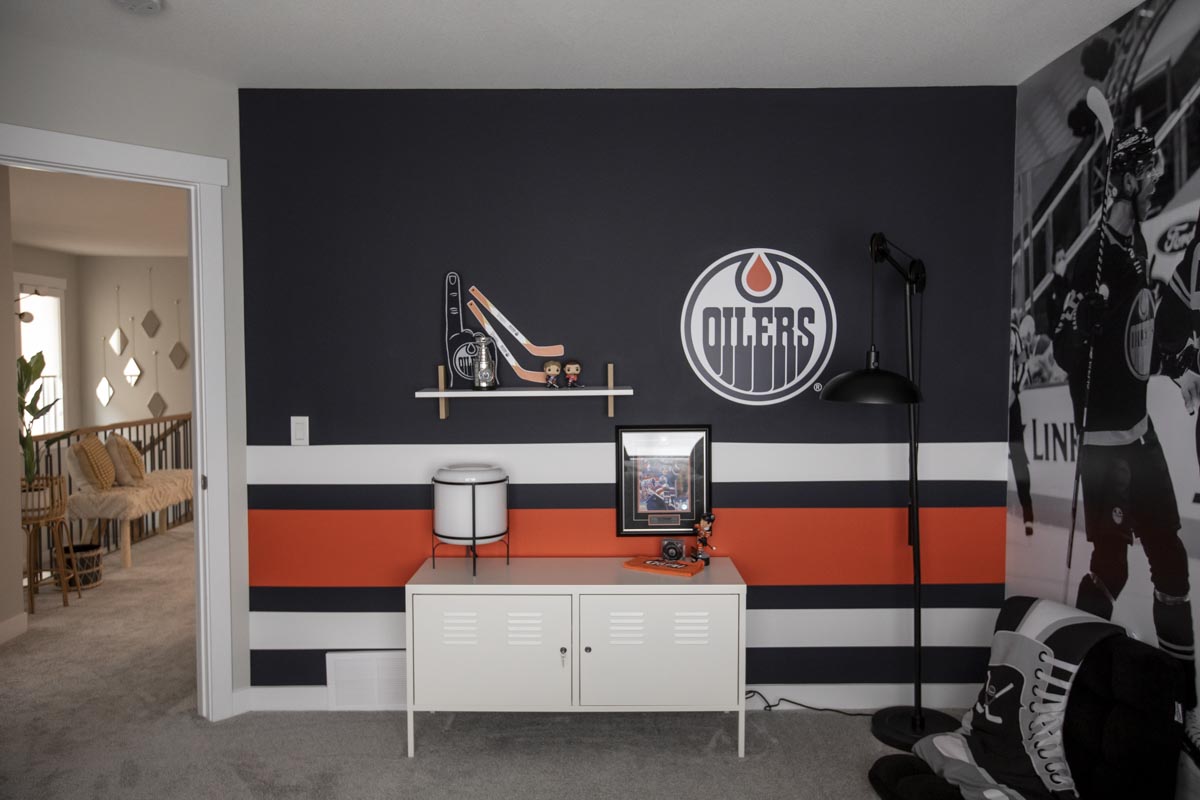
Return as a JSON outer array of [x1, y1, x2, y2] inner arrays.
[[563, 358, 582, 388], [1052, 125, 1200, 767], [543, 359, 561, 388], [692, 512, 715, 568]]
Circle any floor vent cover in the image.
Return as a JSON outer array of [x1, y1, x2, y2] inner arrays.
[[326, 651, 406, 710]]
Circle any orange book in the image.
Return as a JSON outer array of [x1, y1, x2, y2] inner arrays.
[[622, 557, 705, 577]]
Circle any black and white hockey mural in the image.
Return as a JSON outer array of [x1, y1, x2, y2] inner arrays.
[[1008, 1, 1200, 785]]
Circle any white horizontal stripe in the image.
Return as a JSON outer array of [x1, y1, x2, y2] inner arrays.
[[746, 608, 996, 649], [714, 442, 1007, 483], [747, 683, 977, 711], [249, 608, 992, 651], [250, 612, 406, 650], [247, 442, 1006, 485]]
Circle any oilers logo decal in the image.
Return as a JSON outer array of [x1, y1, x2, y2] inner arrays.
[[1125, 287, 1154, 381], [680, 248, 836, 405]]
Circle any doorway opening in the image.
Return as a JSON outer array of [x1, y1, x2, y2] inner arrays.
[[1, 122, 233, 720]]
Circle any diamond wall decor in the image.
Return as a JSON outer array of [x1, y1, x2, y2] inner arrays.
[[109, 326, 128, 356], [123, 358, 142, 387], [169, 341, 189, 370], [142, 309, 161, 338], [96, 376, 114, 407], [148, 392, 167, 418]]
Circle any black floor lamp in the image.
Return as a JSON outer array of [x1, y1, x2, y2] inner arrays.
[[820, 232, 960, 751]]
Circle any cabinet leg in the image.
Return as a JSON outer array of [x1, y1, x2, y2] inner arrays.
[[407, 709, 414, 757], [738, 707, 745, 757]]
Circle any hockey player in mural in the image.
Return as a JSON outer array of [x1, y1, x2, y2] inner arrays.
[[1009, 314, 1036, 537], [1053, 125, 1199, 763], [1157, 204, 1200, 468]]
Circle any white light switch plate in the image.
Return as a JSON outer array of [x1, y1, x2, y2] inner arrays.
[[290, 416, 309, 446]]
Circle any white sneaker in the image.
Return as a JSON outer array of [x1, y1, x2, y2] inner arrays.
[[1184, 709, 1200, 769]]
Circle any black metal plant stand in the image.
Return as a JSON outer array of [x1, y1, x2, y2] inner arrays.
[[431, 476, 510, 577]]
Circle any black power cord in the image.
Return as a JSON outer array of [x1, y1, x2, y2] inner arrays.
[[745, 689, 872, 718]]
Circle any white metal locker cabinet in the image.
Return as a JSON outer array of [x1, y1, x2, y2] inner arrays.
[[411, 594, 572, 708], [578, 593, 739, 707]]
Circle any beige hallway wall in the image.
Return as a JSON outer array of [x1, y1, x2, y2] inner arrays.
[[0, 35, 250, 686], [0, 167, 27, 641]]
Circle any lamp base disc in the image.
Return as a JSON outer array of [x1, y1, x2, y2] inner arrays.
[[871, 705, 960, 751]]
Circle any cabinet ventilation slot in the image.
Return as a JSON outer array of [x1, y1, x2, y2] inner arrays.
[[507, 611, 544, 646], [608, 610, 645, 645], [441, 611, 478, 645], [673, 610, 710, 645]]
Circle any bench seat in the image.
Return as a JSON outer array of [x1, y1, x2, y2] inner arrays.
[[68, 469, 193, 568]]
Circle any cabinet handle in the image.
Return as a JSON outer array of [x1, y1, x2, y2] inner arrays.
[[584, 646, 592, 653], [560, 647, 567, 655]]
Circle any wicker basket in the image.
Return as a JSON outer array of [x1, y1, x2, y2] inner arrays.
[[65, 544, 103, 589], [20, 475, 67, 525]]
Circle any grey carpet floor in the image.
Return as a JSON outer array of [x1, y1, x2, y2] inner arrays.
[[0, 525, 904, 800]]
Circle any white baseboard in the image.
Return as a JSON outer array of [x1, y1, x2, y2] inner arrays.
[[746, 683, 977, 711], [0, 612, 28, 646], [235, 686, 329, 713]]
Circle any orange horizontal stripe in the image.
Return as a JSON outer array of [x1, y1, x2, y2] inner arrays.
[[249, 507, 1003, 587]]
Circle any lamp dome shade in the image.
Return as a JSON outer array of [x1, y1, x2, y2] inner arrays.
[[820, 367, 922, 404]]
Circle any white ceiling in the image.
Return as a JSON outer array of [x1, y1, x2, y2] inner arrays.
[[9, 168, 189, 258], [0, 0, 1143, 89], [0, 1, 1149, 256]]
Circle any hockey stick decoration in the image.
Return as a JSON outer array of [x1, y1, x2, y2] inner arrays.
[[468, 286, 565, 357], [1086, 86, 1115, 142], [1063, 87, 1117, 603], [465, 300, 547, 383]]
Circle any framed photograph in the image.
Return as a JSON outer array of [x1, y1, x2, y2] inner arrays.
[[615, 425, 711, 536]]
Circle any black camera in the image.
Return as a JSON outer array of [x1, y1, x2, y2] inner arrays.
[[660, 539, 686, 561]]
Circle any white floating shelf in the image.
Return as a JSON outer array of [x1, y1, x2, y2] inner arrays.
[[415, 386, 633, 398], [420, 363, 628, 419]]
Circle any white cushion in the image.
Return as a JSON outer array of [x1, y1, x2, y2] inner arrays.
[[65, 447, 94, 491], [105, 434, 146, 486]]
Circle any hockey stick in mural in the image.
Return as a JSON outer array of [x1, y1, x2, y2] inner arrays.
[[465, 300, 547, 383], [468, 286, 565, 357], [1063, 87, 1117, 603]]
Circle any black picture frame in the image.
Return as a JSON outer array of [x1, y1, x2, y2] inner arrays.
[[615, 425, 711, 536]]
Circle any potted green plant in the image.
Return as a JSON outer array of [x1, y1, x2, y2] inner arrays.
[[18, 352, 71, 485]]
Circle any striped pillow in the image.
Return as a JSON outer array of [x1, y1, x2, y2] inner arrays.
[[72, 435, 115, 491], [105, 434, 146, 486]]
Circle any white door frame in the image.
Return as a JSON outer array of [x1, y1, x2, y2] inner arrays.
[[0, 123, 235, 720]]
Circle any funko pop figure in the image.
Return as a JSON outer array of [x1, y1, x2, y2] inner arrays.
[[692, 512, 716, 567], [543, 359, 562, 388], [563, 358, 582, 388]]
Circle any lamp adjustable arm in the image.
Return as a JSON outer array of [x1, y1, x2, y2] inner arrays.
[[869, 232, 926, 294]]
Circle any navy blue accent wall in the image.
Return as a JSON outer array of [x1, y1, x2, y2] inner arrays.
[[240, 88, 1015, 447]]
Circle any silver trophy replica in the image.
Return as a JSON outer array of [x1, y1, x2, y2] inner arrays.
[[472, 333, 499, 390]]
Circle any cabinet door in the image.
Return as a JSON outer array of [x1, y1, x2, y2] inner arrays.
[[579, 594, 739, 707], [412, 594, 572, 709]]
